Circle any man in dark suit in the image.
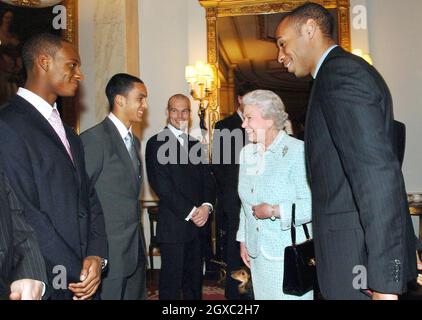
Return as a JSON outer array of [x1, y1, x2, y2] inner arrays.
[[145, 94, 215, 300], [211, 83, 253, 300], [0, 169, 47, 300], [276, 3, 416, 300], [0, 33, 108, 300], [81, 73, 148, 300]]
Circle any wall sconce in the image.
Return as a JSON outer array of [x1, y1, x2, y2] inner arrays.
[[185, 61, 215, 131], [352, 49, 373, 65]]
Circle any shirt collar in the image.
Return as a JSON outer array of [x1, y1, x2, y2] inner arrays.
[[108, 112, 132, 140], [312, 45, 338, 79], [237, 109, 244, 121], [167, 123, 186, 139], [17, 87, 57, 120]]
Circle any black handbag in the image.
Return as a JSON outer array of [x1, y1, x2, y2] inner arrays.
[[283, 203, 317, 296]]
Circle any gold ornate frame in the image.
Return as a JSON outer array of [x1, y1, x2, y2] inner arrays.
[[199, 0, 351, 131], [60, 0, 79, 132]]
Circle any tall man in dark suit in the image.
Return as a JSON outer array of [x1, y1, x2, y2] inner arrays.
[[145, 94, 215, 300], [0, 169, 47, 300], [0, 33, 108, 300], [276, 3, 416, 300], [212, 83, 253, 300], [81, 73, 148, 300]]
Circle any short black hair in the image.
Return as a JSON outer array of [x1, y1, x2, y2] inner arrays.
[[22, 33, 65, 71], [105, 73, 144, 111], [236, 82, 256, 97], [285, 2, 334, 39]]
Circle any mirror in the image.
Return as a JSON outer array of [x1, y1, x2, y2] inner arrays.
[[199, 0, 351, 134], [0, 0, 79, 130]]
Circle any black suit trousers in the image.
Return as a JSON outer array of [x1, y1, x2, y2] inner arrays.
[[159, 241, 202, 300]]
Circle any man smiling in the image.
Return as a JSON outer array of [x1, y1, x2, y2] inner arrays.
[[146, 94, 215, 300], [81, 73, 148, 300], [275, 3, 416, 300], [0, 33, 108, 300]]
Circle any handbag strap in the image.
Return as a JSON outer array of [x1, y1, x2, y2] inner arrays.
[[290, 203, 311, 246], [291, 203, 297, 245]]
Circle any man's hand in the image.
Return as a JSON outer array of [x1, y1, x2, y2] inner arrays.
[[9, 279, 43, 300], [372, 292, 398, 300], [191, 205, 210, 227], [240, 242, 251, 268], [68, 256, 102, 300]]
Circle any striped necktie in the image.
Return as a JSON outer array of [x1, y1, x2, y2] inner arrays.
[[124, 132, 139, 175]]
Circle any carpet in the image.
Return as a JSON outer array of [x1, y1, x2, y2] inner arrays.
[[147, 285, 226, 300]]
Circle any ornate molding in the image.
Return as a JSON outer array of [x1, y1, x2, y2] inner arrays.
[[63, 0, 77, 46], [3, 0, 62, 7], [200, 0, 351, 131], [60, 0, 79, 132], [199, 0, 340, 16]]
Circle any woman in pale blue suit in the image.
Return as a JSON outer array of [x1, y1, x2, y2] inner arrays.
[[236, 90, 312, 300]]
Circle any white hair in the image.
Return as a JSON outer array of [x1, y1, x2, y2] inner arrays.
[[242, 89, 288, 130]]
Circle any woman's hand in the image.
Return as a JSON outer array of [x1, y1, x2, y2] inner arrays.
[[240, 242, 251, 268], [252, 203, 279, 220]]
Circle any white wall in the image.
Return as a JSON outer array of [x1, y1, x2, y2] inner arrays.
[[78, 0, 97, 132], [139, 0, 206, 200], [366, 0, 422, 193], [138, 0, 207, 267]]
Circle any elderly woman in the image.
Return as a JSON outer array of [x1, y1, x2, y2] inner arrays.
[[236, 89, 312, 300]]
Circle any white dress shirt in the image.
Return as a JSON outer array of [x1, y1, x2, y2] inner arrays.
[[17, 87, 58, 120], [167, 124, 213, 213], [108, 112, 132, 141], [237, 109, 244, 122], [167, 123, 187, 147], [312, 45, 338, 79]]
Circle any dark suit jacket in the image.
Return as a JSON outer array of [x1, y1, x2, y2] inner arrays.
[[80, 117, 146, 280], [0, 171, 47, 299], [0, 95, 108, 300], [306, 46, 416, 299], [145, 127, 215, 243], [212, 112, 246, 231]]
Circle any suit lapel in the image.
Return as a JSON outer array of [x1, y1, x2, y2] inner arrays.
[[13, 96, 76, 171], [133, 137, 143, 190], [10, 96, 81, 257], [66, 127, 82, 185], [304, 46, 343, 179], [104, 118, 139, 194]]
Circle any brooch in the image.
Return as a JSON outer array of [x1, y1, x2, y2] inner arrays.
[[282, 146, 289, 157]]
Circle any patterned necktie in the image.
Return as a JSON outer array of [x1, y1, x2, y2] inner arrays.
[[124, 132, 139, 176], [48, 108, 74, 163]]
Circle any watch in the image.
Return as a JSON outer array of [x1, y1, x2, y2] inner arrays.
[[270, 206, 276, 221], [101, 258, 107, 270]]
